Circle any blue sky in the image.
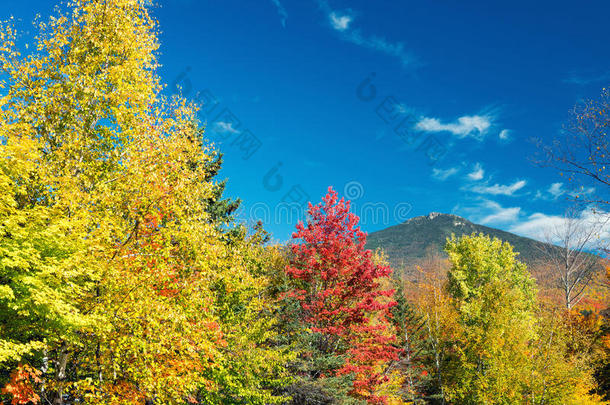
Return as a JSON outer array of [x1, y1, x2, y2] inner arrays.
[[4, 0, 610, 241]]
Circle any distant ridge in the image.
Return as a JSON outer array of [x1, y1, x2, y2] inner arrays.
[[365, 212, 549, 269]]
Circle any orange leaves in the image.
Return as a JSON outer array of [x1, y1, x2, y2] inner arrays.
[[601, 333, 610, 351], [205, 321, 227, 349], [1, 364, 42, 405], [101, 381, 147, 405]]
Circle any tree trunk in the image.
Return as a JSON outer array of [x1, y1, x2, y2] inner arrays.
[[53, 345, 69, 405]]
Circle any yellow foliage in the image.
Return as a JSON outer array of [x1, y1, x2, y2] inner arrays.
[[0, 0, 291, 403]]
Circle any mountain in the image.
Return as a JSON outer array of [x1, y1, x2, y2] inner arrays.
[[366, 212, 550, 269]]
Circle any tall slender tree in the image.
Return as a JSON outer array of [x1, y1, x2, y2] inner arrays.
[[537, 209, 608, 309], [285, 187, 400, 404], [443, 234, 537, 404]]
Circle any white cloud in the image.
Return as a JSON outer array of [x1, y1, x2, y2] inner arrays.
[[213, 121, 240, 135], [509, 209, 610, 243], [499, 129, 511, 140], [416, 115, 493, 140], [471, 180, 527, 196], [457, 199, 521, 226], [459, 200, 609, 246], [535, 183, 595, 201], [548, 182, 565, 199], [478, 200, 521, 225], [568, 186, 596, 198], [318, 1, 416, 68], [467, 163, 485, 181], [329, 12, 352, 31], [432, 167, 459, 181], [509, 213, 566, 240], [270, 0, 288, 27], [563, 70, 610, 86], [340, 29, 415, 67], [395, 103, 409, 115]]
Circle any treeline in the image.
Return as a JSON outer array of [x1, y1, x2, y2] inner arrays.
[[0, 1, 608, 404]]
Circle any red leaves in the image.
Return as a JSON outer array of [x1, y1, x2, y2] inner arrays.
[[1, 364, 42, 405], [286, 187, 400, 403]]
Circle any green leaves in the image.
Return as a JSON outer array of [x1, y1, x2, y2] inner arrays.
[[441, 234, 538, 403]]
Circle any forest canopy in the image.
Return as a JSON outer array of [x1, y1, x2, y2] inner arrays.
[[0, 1, 608, 404]]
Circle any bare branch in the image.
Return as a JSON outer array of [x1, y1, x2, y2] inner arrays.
[[537, 208, 608, 309]]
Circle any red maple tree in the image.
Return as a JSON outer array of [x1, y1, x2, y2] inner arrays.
[[286, 187, 400, 403]]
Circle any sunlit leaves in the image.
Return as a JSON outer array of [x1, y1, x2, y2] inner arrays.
[[0, 0, 289, 403], [286, 187, 400, 404]]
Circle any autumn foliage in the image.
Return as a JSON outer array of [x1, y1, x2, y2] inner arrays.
[[286, 187, 400, 403], [0, 0, 289, 403], [0, 0, 608, 404], [1, 365, 41, 405]]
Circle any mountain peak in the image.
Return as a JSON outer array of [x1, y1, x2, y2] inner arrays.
[[405, 212, 470, 224], [367, 213, 546, 270]]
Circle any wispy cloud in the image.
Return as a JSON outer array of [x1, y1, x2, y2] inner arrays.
[[416, 115, 493, 140], [478, 200, 521, 225], [270, 0, 288, 27], [457, 199, 521, 226], [509, 213, 565, 240], [563, 70, 610, 86], [471, 179, 527, 196], [432, 167, 459, 181], [395, 103, 410, 115], [467, 163, 484, 181], [213, 121, 240, 135], [317, 1, 416, 68], [548, 182, 565, 199], [568, 186, 595, 199], [460, 200, 609, 245], [535, 182, 595, 201], [329, 11, 352, 31], [340, 30, 416, 67], [509, 209, 610, 243]]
